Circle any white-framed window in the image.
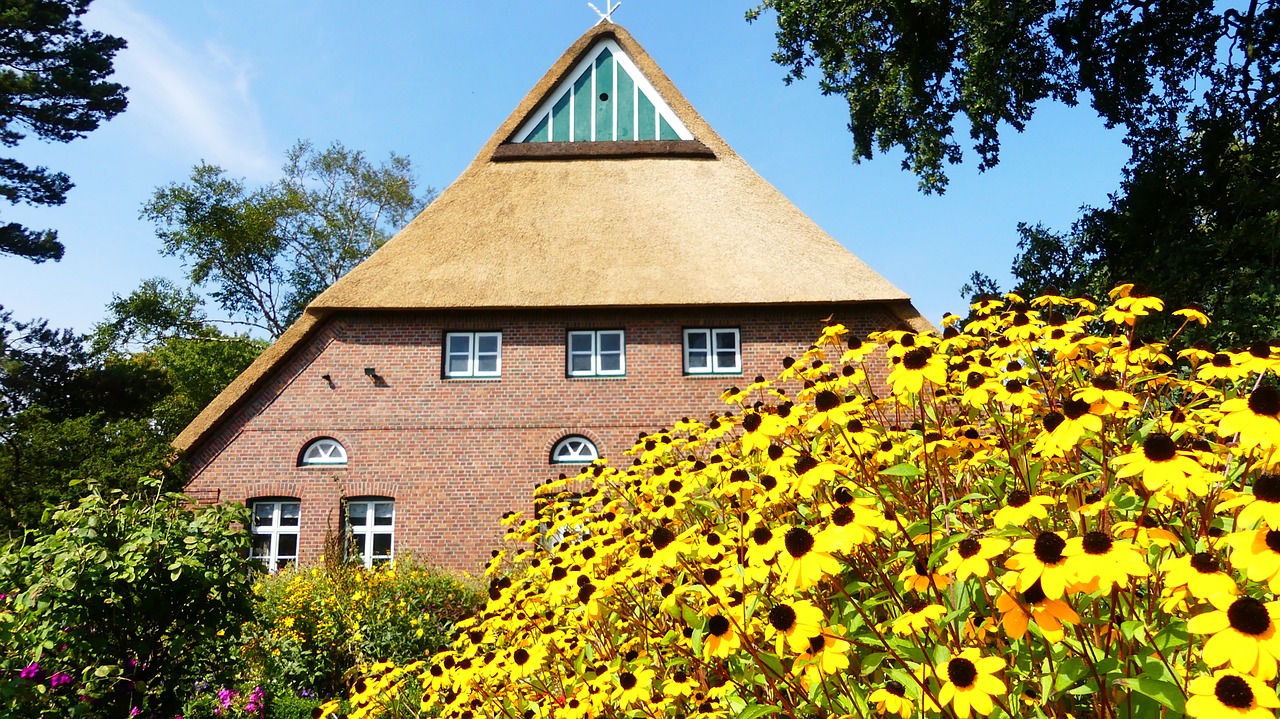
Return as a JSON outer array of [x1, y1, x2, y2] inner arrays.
[[683, 328, 741, 374], [551, 435, 600, 464], [567, 330, 625, 376], [444, 331, 502, 378], [299, 437, 347, 466], [347, 498, 394, 568], [249, 500, 300, 573]]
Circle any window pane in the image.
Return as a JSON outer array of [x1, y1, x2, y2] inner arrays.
[[570, 354, 593, 373], [447, 334, 471, 355], [447, 355, 471, 376], [686, 331, 708, 350], [253, 504, 275, 528], [716, 350, 738, 370], [598, 332, 622, 353], [279, 503, 300, 526], [476, 355, 499, 374], [372, 533, 392, 556], [713, 330, 738, 352], [598, 353, 621, 372], [374, 503, 394, 526], [476, 334, 499, 354], [348, 502, 369, 527], [569, 333, 593, 353], [251, 534, 271, 557], [277, 533, 298, 559], [686, 350, 709, 370]]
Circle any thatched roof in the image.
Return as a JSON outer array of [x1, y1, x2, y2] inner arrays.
[[173, 22, 930, 455]]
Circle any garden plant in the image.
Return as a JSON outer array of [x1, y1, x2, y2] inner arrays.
[[333, 285, 1280, 718]]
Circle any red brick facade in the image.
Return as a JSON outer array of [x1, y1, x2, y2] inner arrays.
[[185, 304, 901, 571]]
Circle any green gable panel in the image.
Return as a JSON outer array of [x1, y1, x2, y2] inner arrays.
[[658, 115, 679, 141], [573, 72, 592, 141], [526, 115, 549, 143], [616, 66, 635, 141], [551, 92, 571, 142], [637, 91, 656, 141], [594, 48, 614, 141]]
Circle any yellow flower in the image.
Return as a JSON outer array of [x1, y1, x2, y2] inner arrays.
[[935, 648, 1006, 718], [791, 626, 851, 688], [1219, 387, 1280, 451], [1187, 594, 1280, 679], [1005, 532, 1073, 599], [1221, 474, 1280, 528], [1227, 528, 1280, 592], [886, 344, 947, 396], [869, 680, 915, 718], [1062, 531, 1150, 591], [1163, 552, 1240, 600], [898, 557, 950, 593], [765, 599, 825, 654], [701, 612, 740, 659], [992, 491, 1053, 528], [612, 665, 655, 707], [890, 599, 946, 636], [938, 536, 1009, 580], [1186, 670, 1280, 718], [995, 578, 1079, 642], [778, 526, 841, 592]]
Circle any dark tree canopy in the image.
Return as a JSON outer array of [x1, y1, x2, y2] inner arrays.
[[0, 0, 127, 262]]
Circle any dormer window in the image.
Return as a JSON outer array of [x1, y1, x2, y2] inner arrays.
[[300, 438, 347, 466], [551, 436, 600, 464]]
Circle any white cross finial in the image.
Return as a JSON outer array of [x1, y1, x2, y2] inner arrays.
[[588, 1, 621, 24]]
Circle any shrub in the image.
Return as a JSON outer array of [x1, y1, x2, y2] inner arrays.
[[0, 478, 254, 718], [338, 286, 1280, 719], [241, 558, 483, 698]]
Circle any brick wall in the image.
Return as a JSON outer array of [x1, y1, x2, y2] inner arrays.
[[185, 304, 902, 571]]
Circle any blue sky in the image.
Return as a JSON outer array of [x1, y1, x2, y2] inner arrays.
[[0, 0, 1129, 334]]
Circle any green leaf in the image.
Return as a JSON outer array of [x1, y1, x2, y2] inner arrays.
[[879, 463, 922, 478], [735, 705, 782, 719], [1115, 678, 1185, 713]]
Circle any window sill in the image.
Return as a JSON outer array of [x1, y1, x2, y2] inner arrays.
[[442, 376, 503, 382]]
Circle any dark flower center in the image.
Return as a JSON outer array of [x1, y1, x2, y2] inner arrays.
[[833, 486, 855, 504], [1062, 398, 1091, 420], [947, 657, 978, 688], [964, 428, 981, 439], [1091, 375, 1119, 391], [1255, 474, 1280, 503], [1191, 552, 1220, 574], [702, 568, 721, 586], [1007, 490, 1031, 508], [794, 454, 819, 475], [1249, 386, 1280, 417], [784, 527, 815, 558], [707, 615, 731, 637], [902, 347, 931, 370], [807, 635, 826, 653], [847, 419, 864, 433], [742, 413, 762, 433], [1228, 597, 1272, 636], [1215, 674, 1255, 709], [651, 527, 675, 550], [768, 444, 784, 460], [1033, 532, 1067, 564], [913, 558, 929, 576], [967, 372, 985, 389], [1082, 531, 1113, 555], [663, 495, 677, 508], [1142, 433, 1177, 462], [730, 469, 750, 483], [1252, 342, 1272, 359], [1043, 412, 1065, 432], [885, 680, 906, 696], [901, 334, 916, 347], [759, 475, 778, 491], [1007, 360, 1023, 372], [513, 649, 530, 665], [768, 604, 797, 631], [1005, 379, 1025, 393], [1023, 580, 1047, 605], [752, 526, 773, 545], [620, 672, 637, 690], [1266, 531, 1280, 554], [815, 390, 841, 412], [832, 506, 854, 526], [958, 537, 981, 558], [1012, 312, 1030, 327], [1212, 353, 1233, 367], [577, 583, 595, 603]]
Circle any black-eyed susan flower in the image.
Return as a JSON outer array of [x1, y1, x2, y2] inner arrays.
[[1113, 517, 1180, 548], [1005, 531, 1073, 598], [1222, 474, 1280, 528], [938, 535, 1009, 581], [1063, 531, 1150, 591], [792, 628, 851, 688], [869, 680, 915, 718], [1164, 552, 1240, 600], [1112, 432, 1205, 494], [1186, 670, 1280, 718], [1220, 386, 1280, 451], [890, 598, 947, 635], [887, 345, 947, 396], [935, 649, 1006, 718], [898, 557, 950, 593], [1187, 594, 1280, 679], [1199, 352, 1253, 382], [995, 578, 1079, 642], [992, 490, 1053, 528], [1075, 374, 1137, 414], [612, 665, 655, 707], [1227, 528, 1280, 592], [701, 612, 740, 659], [766, 599, 825, 654], [778, 526, 841, 592]]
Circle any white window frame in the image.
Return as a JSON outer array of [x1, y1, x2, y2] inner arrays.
[[347, 499, 395, 568], [300, 438, 347, 466], [683, 328, 742, 375], [551, 435, 600, 464], [444, 331, 502, 378], [249, 500, 300, 573], [566, 330, 626, 377]]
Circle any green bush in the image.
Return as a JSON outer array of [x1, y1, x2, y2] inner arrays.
[[0, 479, 254, 718], [240, 557, 483, 698]]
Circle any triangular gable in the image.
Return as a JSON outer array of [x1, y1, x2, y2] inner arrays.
[[510, 38, 692, 143]]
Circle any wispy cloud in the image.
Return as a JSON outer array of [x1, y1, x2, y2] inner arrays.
[[87, 0, 273, 178]]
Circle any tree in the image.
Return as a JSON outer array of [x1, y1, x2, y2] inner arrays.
[[749, 0, 1280, 342], [142, 140, 432, 338], [0, 0, 128, 262]]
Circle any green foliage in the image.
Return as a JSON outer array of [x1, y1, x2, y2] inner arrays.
[[0, 0, 128, 262], [0, 479, 255, 718], [240, 558, 484, 698], [142, 140, 433, 338]]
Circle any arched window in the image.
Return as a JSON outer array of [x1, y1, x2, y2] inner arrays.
[[300, 438, 347, 466], [551, 436, 599, 464]]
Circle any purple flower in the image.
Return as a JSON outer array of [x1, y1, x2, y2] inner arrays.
[[49, 671, 74, 689], [19, 662, 42, 681]]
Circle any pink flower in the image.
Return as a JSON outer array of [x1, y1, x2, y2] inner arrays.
[[19, 662, 41, 680], [49, 671, 73, 688]]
